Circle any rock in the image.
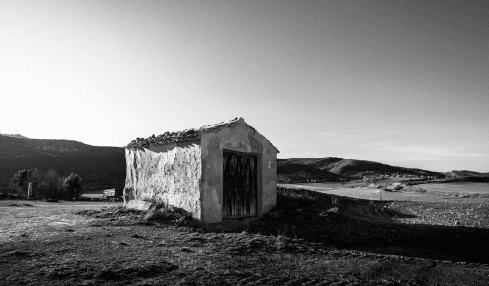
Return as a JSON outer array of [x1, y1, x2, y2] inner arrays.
[[125, 200, 153, 211], [455, 221, 461, 226], [326, 207, 339, 213], [126, 128, 204, 149], [385, 182, 405, 192], [391, 182, 405, 190]]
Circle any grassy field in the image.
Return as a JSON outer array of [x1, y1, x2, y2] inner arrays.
[[417, 182, 489, 194], [287, 181, 489, 202], [1, 187, 489, 285], [291, 177, 423, 190]]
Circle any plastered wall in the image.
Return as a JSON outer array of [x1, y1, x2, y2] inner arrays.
[[200, 119, 277, 223], [123, 144, 202, 219]]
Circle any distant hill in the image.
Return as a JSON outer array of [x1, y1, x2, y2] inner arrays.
[[0, 133, 28, 139], [445, 170, 489, 182], [0, 134, 126, 189], [277, 162, 345, 183], [278, 157, 445, 183], [445, 170, 489, 178]]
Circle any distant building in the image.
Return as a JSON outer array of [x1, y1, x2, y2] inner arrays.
[[124, 118, 279, 223], [83, 193, 104, 200], [103, 189, 116, 198]]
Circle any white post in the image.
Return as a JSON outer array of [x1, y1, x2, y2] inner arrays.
[[27, 182, 32, 199]]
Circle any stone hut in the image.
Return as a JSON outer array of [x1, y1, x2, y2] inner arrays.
[[124, 118, 279, 223]]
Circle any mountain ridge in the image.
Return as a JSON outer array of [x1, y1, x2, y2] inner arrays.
[[445, 170, 489, 177], [279, 157, 444, 176], [278, 157, 446, 183], [0, 134, 126, 189], [2, 134, 486, 188], [0, 133, 28, 139]]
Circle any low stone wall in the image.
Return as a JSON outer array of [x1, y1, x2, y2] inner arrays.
[[123, 144, 202, 219]]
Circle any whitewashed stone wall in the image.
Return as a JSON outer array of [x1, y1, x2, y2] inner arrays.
[[200, 119, 278, 223], [123, 144, 202, 219]]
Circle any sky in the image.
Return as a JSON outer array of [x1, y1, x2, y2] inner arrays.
[[1, 0, 488, 172]]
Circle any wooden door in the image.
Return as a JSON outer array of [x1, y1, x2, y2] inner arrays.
[[223, 151, 257, 218]]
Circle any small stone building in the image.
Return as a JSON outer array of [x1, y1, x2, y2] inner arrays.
[[124, 118, 279, 223]]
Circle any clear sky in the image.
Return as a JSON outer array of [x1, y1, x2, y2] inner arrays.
[[1, 0, 488, 172]]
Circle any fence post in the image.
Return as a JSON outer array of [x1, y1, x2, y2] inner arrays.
[[28, 182, 32, 199]]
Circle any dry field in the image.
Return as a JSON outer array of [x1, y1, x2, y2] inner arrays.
[[285, 181, 489, 202], [1, 187, 489, 286]]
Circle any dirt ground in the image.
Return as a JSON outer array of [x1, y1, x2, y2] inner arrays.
[[1, 190, 489, 286], [0, 201, 117, 243]]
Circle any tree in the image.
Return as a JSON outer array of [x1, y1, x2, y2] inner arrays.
[[39, 169, 63, 199], [63, 173, 83, 199], [12, 169, 33, 198], [0, 173, 14, 197]]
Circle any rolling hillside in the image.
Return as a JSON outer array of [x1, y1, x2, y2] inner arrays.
[[278, 157, 446, 183], [445, 170, 489, 178], [4, 133, 485, 187], [0, 135, 126, 189], [0, 133, 28, 139], [445, 170, 489, 182], [277, 162, 345, 183]]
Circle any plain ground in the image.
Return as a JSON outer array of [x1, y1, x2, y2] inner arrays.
[[1, 184, 489, 285], [0, 201, 117, 243]]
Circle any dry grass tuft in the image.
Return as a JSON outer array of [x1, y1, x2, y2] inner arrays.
[[143, 201, 193, 226]]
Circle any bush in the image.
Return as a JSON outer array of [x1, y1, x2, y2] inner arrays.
[[143, 202, 192, 225]]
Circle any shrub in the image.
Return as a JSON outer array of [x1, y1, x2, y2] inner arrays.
[[143, 201, 191, 225], [275, 235, 287, 251]]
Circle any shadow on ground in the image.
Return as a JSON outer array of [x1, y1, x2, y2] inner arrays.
[[73, 187, 489, 264], [244, 187, 489, 264]]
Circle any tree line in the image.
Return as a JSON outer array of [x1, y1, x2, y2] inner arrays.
[[0, 169, 83, 200]]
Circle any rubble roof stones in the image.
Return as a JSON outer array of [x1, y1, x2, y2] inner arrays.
[[127, 117, 272, 150]]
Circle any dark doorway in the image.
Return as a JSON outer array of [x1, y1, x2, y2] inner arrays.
[[223, 150, 257, 218]]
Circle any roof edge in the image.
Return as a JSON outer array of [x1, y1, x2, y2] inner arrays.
[[126, 117, 279, 153], [201, 118, 279, 153]]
